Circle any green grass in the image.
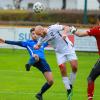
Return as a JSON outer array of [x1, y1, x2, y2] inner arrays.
[[0, 49, 100, 100]]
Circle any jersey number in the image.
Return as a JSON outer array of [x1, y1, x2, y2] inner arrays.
[[50, 32, 54, 37]]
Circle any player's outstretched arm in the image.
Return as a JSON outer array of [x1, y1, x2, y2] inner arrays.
[[5, 40, 23, 46], [75, 31, 88, 37], [70, 26, 88, 37], [0, 38, 24, 47]]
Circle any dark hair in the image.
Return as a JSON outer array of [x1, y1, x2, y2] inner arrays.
[[30, 28, 35, 33]]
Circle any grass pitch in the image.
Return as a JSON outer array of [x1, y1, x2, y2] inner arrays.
[[0, 49, 100, 100]]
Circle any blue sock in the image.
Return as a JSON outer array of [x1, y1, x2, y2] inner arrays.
[[40, 82, 52, 95]]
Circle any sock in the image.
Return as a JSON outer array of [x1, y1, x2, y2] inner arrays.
[[63, 77, 71, 90], [70, 72, 76, 85], [88, 81, 94, 100], [39, 82, 52, 95]]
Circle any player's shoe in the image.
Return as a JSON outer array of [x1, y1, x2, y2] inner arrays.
[[70, 84, 73, 89], [67, 85, 73, 100], [35, 93, 43, 100], [67, 89, 72, 100], [25, 64, 31, 71]]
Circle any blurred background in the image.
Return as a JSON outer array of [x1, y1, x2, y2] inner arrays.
[[0, 0, 100, 51], [0, 0, 99, 24]]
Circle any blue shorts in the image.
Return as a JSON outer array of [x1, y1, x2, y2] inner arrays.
[[28, 57, 51, 73]]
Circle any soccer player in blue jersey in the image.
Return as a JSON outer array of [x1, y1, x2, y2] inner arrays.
[[0, 28, 54, 100]]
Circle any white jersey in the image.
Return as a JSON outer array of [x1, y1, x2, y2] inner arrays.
[[38, 24, 75, 54]]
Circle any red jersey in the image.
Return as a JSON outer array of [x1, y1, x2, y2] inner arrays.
[[87, 26, 100, 55]]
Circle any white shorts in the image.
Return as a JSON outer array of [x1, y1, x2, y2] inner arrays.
[[56, 52, 78, 65]]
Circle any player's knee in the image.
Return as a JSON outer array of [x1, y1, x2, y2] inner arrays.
[[59, 64, 66, 72], [72, 66, 77, 73], [48, 80, 54, 86], [71, 64, 78, 73], [71, 60, 78, 73], [87, 76, 94, 83]]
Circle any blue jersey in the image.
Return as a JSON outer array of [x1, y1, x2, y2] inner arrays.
[[5, 40, 48, 59], [5, 40, 51, 73]]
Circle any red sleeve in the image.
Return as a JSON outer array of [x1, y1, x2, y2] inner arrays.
[[87, 26, 100, 36]]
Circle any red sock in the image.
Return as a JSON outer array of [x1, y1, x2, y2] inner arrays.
[[87, 81, 94, 100]]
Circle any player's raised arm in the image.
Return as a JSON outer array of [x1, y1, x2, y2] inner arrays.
[[59, 25, 70, 39], [70, 26, 88, 37], [34, 37, 43, 49]]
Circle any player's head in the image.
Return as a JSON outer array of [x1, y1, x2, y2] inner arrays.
[[30, 28, 38, 40], [34, 25, 44, 36], [96, 15, 100, 25]]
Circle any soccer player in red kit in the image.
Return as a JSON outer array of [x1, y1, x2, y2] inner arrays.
[[69, 15, 100, 100]]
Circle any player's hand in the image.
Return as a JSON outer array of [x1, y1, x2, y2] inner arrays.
[[34, 44, 40, 49], [70, 26, 77, 34], [33, 54, 39, 62], [0, 38, 5, 43]]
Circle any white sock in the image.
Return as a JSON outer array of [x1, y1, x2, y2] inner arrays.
[[70, 72, 76, 85], [63, 77, 71, 90]]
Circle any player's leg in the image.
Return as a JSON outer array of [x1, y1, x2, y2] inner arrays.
[[36, 72, 53, 100], [59, 63, 71, 89], [67, 53, 78, 86], [25, 57, 36, 71], [34, 59, 53, 100], [56, 53, 71, 99], [41, 72, 54, 94], [65, 53, 78, 100], [69, 59, 78, 85], [59, 63, 72, 100], [87, 58, 100, 100]]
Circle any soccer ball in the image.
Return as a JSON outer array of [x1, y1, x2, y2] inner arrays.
[[33, 2, 44, 13]]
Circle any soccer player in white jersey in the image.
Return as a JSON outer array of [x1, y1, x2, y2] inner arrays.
[[34, 24, 78, 100]]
